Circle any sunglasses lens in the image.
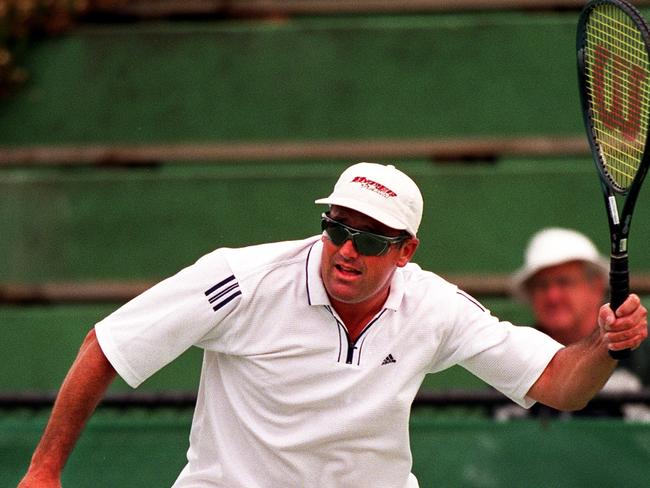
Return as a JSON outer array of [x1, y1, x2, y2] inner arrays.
[[354, 234, 388, 256], [323, 222, 350, 246]]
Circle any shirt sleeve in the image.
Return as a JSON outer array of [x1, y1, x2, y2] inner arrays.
[[95, 249, 241, 388], [450, 290, 563, 408]]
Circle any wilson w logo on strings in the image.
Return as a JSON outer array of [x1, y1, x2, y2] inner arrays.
[[592, 44, 647, 142]]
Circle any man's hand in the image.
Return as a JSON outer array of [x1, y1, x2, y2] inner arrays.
[[599, 294, 648, 353]]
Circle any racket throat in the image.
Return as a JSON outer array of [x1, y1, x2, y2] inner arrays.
[[605, 195, 629, 253], [607, 195, 620, 225]]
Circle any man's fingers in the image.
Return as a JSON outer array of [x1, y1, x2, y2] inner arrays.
[[614, 293, 642, 317], [606, 328, 645, 344], [599, 294, 648, 351], [607, 334, 646, 351], [601, 294, 646, 329]]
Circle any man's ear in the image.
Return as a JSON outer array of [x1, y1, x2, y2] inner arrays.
[[396, 238, 419, 267]]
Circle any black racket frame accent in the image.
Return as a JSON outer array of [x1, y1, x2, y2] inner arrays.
[[577, 0, 650, 359]]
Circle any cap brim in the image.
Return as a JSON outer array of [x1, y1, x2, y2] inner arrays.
[[315, 196, 410, 234]]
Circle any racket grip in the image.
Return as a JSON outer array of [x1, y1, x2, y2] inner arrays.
[[609, 254, 631, 360]]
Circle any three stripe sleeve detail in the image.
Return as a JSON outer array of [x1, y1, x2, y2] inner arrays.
[[205, 275, 241, 312]]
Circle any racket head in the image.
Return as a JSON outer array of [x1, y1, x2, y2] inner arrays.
[[577, 0, 650, 196]]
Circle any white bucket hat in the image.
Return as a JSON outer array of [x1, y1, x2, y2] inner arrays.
[[315, 162, 423, 236], [511, 227, 609, 298]]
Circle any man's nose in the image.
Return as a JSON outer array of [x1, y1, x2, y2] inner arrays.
[[542, 281, 566, 301], [338, 239, 359, 258]]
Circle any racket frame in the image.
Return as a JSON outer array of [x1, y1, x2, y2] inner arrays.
[[577, 0, 650, 358]]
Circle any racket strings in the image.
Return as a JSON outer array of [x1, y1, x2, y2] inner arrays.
[[591, 15, 647, 61], [583, 3, 650, 190]]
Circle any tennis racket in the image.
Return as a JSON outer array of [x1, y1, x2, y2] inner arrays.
[[577, 0, 650, 359]]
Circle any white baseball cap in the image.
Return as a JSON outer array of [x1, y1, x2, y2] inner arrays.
[[511, 227, 609, 297], [315, 162, 423, 236]]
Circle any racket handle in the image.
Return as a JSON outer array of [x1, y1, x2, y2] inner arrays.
[[609, 254, 631, 360]]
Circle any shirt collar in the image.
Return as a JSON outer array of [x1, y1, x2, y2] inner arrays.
[[305, 237, 405, 311]]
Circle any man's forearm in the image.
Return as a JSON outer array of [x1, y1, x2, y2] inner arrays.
[[20, 329, 117, 485], [530, 330, 617, 411]]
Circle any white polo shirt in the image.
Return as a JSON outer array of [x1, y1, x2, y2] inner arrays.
[[95, 236, 563, 488]]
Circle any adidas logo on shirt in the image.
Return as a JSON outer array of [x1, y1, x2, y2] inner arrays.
[[381, 354, 396, 365]]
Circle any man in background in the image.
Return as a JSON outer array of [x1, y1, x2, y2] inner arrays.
[[508, 227, 648, 418]]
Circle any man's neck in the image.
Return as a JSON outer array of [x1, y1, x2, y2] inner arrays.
[[330, 292, 389, 342]]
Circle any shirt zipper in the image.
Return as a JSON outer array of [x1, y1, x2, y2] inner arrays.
[[346, 336, 357, 364], [326, 306, 387, 365]]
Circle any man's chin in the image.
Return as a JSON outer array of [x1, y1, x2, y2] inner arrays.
[[329, 291, 364, 305], [540, 316, 574, 333]]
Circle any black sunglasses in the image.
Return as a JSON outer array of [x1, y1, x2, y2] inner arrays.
[[320, 213, 410, 256]]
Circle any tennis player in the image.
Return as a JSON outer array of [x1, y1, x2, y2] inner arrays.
[[18, 162, 648, 488]]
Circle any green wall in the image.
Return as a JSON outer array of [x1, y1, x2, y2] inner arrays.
[[3, 412, 650, 487], [1, 13, 586, 145], [8, 11, 650, 283], [6, 158, 650, 283]]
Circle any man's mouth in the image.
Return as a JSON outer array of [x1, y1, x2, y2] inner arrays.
[[335, 263, 362, 276]]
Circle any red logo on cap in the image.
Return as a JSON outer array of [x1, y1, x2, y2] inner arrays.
[[351, 176, 397, 198]]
